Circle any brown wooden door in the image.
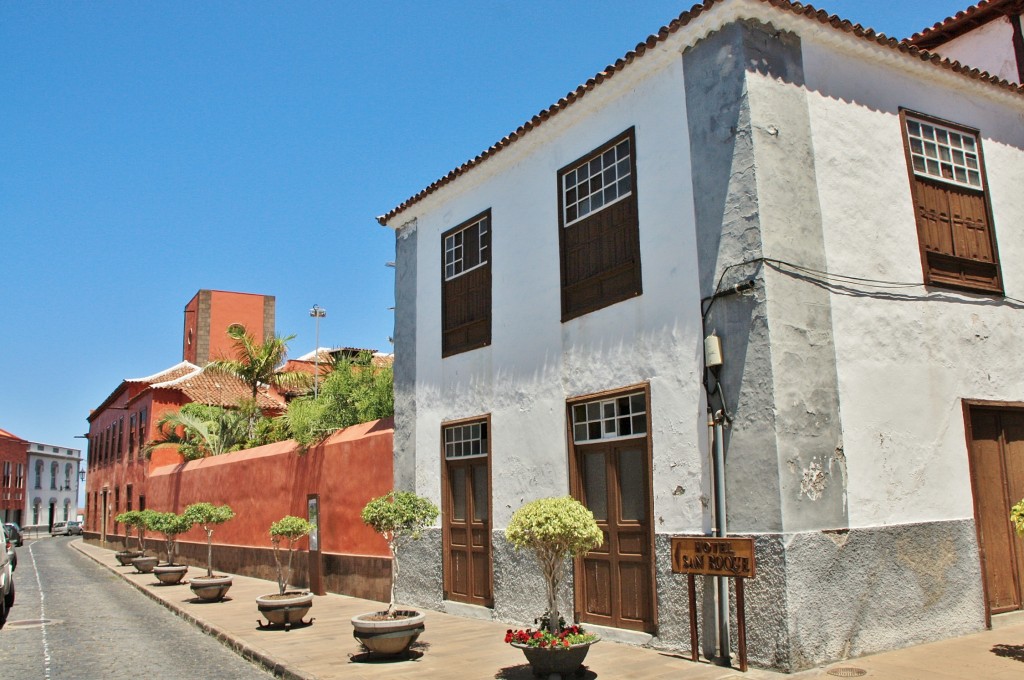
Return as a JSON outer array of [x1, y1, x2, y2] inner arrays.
[[967, 408, 1024, 614], [574, 443, 654, 632], [444, 458, 492, 607]]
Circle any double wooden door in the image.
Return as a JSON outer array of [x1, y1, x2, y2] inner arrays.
[[444, 458, 493, 607], [573, 443, 655, 632], [967, 407, 1024, 615]]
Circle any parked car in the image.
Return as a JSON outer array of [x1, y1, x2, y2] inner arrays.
[[67, 521, 83, 536], [3, 523, 22, 547], [0, 524, 15, 622], [50, 521, 68, 536], [4, 529, 14, 571]]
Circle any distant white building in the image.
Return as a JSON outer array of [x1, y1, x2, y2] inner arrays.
[[24, 441, 82, 531], [378, 0, 1024, 672]]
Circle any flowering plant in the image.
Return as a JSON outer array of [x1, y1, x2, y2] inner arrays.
[[504, 623, 597, 649]]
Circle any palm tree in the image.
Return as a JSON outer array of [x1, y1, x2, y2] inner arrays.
[[146, 407, 248, 460], [208, 326, 309, 401]]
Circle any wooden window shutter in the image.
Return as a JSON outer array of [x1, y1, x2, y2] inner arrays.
[[559, 129, 642, 321], [902, 111, 1002, 294], [442, 211, 492, 357]]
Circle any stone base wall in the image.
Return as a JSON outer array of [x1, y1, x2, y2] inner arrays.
[[652, 519, 985, 672], [85, 534, 391, 602]]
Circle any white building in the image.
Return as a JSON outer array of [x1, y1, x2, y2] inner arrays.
[[378, 0, 1024, 671], [25, 441, 82, 532]]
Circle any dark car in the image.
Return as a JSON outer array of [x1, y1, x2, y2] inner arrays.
[[67, 521, 83, 536], [3, 523, 22, 547]]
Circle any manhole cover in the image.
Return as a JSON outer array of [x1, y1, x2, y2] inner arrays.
[[827, 668, 867, 678], [5, 619, 55, 628]]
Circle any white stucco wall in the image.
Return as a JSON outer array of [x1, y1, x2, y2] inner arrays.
[[801, 32, 1024, 528], [931, 16, 1019, 85], [397, 48, 709, 533]]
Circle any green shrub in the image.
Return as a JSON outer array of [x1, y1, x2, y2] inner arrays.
[[361, 491, 438, 615], [506, 497, 602, 634], [1012, 498, 1024, 538], [269, 515, 314, 595], [183, 503, 235, 578]]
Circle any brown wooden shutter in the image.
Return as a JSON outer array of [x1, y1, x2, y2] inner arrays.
[[912, 177, 1000, 291], [441, 211, 492, 357]]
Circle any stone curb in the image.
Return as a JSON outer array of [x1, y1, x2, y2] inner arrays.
[[71, 539, 315, 680]]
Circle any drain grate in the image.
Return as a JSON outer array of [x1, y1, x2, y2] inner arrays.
[[5, 619, 55, 628], [827, 668, 867, 678]]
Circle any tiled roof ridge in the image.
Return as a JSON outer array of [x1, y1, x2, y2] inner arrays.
[[377, 0, 1023, 227], [149, 365, 209, 389], [126, 360, 201, 384], [908, 0, 1016, 46], [0, 427, 25, 442]]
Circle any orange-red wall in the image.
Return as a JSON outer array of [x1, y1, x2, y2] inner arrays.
[[144, 418, 394, 558]]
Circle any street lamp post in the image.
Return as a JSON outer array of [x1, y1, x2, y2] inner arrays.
[[309, 304, 327, 398]]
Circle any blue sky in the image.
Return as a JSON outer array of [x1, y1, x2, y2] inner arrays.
[[0, 1, 970, 458]]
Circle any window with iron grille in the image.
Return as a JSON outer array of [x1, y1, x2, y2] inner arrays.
[[901, 111, 1001, 294], [558, 129, 642, 321], [442, 211, 492, 356], [572, 391, 647, 444], [444, 420, 489, 460]]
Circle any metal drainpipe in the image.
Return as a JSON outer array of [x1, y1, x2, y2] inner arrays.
[[712, 410, 731, 666]]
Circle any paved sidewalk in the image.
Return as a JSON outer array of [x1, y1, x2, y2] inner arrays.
[[73, 540, 1024, 679]]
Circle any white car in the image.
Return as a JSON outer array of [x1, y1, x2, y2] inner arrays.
[[0, 524, 14, 623]]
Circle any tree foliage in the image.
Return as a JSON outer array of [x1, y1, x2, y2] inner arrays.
[[145, 402, 288, 460], [115, 510, 146, 551], [208, 326, 310, 401], [506, 497, 603, 634], [145, 511, 195, 565], [184, 502, 236, 578], [287, 352, 393, 447], [269, 515, 314, 595], [1012, 498, 1024, 538], [361, 490, 438, 615]]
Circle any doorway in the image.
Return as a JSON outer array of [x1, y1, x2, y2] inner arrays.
[[966, 405, 1024, 618], [569, 388, 656, 633], [442, 418, 493, 608]]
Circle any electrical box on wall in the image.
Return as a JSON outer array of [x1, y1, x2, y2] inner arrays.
[[704, 335, 723, 369]]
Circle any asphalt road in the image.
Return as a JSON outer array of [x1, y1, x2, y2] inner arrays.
[[0, 536, 273, 679]]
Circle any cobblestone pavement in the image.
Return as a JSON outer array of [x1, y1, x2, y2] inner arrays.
[[0, 536, 273, 679]]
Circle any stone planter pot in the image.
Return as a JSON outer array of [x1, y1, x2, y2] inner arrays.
[[351, 610, 426, 657], [511, 636, 599, 678], [132, 556, 159, 573], [153, 564, 188, 585], [190, 575, 233, 601], [115, 550, 143, 566], [256, 591, 313, 629]]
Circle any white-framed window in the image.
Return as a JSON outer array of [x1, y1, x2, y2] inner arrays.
[[63, 499, 70, 521], [35, 460, 43, 489], [50, 461, 58, 489], [444, 421, 489, 460], [2, 462, 10, 488], [16, 464, 24, 489], [562, 137, 632, 226], [444, 215, 489, 281], [905, 116, 982, 189], [65, 463, 73, 489], [572, 391, 647, 443]]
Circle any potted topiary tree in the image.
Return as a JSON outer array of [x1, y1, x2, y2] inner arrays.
[[183, 502, 236, 601], [114, 510, 145, 565], [351, 490, 438, 657], [256, 515, 315, 629], [131, 509, 160, 574], [503, 496, 603, 677], [148, 511, 195, 585]]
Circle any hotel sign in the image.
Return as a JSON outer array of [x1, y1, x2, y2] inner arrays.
[[671, 536, 755, 578]]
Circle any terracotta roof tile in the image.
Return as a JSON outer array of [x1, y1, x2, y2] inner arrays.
[[908, 0, 1017, 48], [151, 366, 286, 412], [0, 428, 25, 442], [377, 0, 1023, 227]]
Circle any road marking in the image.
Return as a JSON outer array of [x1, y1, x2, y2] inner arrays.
[[27, 543, 52, 680]]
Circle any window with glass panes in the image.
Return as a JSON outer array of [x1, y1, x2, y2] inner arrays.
[[441, 211, 492, 357], [572, 391, 647, 443], [901, 111, 1001, 293], [558, 129, 642, 321], [444, 421, 488, 459]]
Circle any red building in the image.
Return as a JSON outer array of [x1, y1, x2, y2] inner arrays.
[[182, 290, 275, 365], [0, 428, 28, 526], [86, 290, 281, 543]]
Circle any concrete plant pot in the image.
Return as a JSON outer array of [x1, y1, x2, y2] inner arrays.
[[190, 575, 233, 601], [115, 550, 144, 566], [351, 610, 426, 657], [511, 636, 599, 677], [256, 591, 314, 629], [132, 555, 159, 573], [153, 564, 188, 585]]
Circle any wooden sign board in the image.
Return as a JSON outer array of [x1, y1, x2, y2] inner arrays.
[[671, 536, 755, 578]]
